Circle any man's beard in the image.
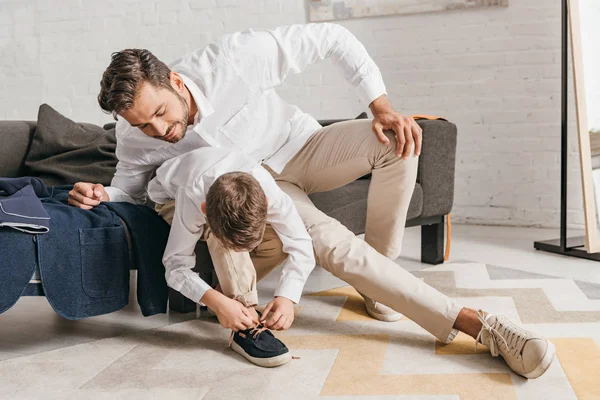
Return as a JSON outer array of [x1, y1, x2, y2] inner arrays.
[[163, 91, 190, 143]]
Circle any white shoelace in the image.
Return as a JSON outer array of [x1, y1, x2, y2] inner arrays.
[[475, 311, 531, 358]]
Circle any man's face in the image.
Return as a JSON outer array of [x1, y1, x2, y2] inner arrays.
[[121, 82, 189, 143]]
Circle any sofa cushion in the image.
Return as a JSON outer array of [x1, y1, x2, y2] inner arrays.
[[0, 121, 37, 178], [308, 180, 423, 235], [22, 104, 118, 186]]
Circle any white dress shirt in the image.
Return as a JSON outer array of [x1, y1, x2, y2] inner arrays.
[[103, 23, 387, 204], [146, 148, 315, 305]]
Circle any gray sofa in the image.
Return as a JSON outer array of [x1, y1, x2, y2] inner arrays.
[[0, 117, 457, 314]]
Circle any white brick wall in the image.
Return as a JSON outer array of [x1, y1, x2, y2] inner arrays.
[[0, 0, 583, 229]]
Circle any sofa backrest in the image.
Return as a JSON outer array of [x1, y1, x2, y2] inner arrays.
[[0, 121, 37, 178], [0, 115, 368, 178]]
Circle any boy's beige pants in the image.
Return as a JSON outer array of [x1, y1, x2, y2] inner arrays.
[[157, 119, 461, 343]]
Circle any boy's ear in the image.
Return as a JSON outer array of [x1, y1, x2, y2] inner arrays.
[[201, 201, 207, 216]]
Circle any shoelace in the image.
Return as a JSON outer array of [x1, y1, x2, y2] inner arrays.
[[227, 323, 302, 361], [475, 311, 531, 358], [228, 324, 268, 348]]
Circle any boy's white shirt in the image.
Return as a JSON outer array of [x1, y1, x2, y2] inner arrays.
[[147, 147, 315, 305]]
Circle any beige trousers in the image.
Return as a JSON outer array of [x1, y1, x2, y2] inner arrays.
[[159, 119, 462, 342]]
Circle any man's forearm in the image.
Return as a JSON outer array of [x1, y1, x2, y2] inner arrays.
[[103, 185, 140, 204]]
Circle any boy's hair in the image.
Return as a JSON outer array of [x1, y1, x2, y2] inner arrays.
[[98, 49, 172, 120], [205, 172, 268, 251]]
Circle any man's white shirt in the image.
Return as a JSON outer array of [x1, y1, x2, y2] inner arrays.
[[147, 148, 315, 304], [103, 23, 387, 204]]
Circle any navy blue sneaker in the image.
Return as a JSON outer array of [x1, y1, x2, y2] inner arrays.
[[229, 323, 292, 367]]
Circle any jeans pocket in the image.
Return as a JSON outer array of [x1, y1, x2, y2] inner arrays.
[[79, 226, 129, 299]]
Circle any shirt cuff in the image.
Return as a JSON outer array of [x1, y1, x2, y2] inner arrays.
[[171, 273, 212, 304], [356, 72, 387, 107], [104, 186, 135, 203], [274, 277, 306, 304]]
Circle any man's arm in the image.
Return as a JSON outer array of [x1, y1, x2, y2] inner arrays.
[[69, 121, 156, 207], [67, 158, 154, 208], [227, 23, 386, 107], [226, 23, 423, 159], [103, 158, 155, 204]]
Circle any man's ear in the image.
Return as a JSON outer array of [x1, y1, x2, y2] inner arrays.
[[169, 72, 185, 94], [201, 201, 207, 216]]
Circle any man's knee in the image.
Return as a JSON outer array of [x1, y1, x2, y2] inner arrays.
[[306, 218, 356, 264]]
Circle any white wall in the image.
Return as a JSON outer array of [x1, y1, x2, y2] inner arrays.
[[0, 0, 584, 228]]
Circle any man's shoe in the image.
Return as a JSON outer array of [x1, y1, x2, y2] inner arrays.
[[229, 324, 292, 368], [476, 311, 555, 379], [360, 293, 403, 322]]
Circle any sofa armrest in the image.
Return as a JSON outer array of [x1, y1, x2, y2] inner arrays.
[[416, 119, 457, 218]]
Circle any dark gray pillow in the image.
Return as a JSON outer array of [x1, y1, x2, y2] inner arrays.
[[23, 104, 117, 186]]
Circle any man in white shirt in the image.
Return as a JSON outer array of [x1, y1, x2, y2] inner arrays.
[[146, 147, 314, 367], [69, 23, 554, 378]]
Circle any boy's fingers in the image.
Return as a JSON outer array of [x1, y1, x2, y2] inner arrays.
[[241, 318, 253, 330], [274, 317, 288, 331], [260, 303, 274, 321], [267, 313, 284, 329]]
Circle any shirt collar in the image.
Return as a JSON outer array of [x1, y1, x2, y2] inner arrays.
[[179, 73, 214, 124]]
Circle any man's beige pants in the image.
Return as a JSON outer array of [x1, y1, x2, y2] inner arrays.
[[158, 119, 462, 343]]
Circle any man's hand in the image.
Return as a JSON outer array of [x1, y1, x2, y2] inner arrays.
[[369, 95, 422, 160], [260, 296, 295, 331], [201, 289, 256, 331], [68, 182, 110, 210]]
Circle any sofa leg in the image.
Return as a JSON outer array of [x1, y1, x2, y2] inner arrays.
[[421, 220, 444, 265], [168, 287, 197, 313]]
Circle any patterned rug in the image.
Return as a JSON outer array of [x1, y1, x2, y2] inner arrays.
[[1, 262, 600, 400]]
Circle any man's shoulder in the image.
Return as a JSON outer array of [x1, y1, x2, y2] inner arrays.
[[169, 35, 232, 77]]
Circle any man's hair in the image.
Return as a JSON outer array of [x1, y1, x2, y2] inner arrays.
[[205, 172, 268, 251], [98, 49, 172, 120]]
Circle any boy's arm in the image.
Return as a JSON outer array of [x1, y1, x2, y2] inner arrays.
[[161, 188, 213, 303], [159, 185, 256, 331]]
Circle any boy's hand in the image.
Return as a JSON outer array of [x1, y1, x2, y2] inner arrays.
[[201, 289, 255, 331], [260, 296, 295, 331]]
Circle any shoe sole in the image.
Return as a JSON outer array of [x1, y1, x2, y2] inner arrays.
[[230, 341, 292, 368], [522, 341, 556, 379], [366, 306, 403, 322]]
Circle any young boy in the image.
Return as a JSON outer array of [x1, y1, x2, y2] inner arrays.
[[147, 147, 315, 368]]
